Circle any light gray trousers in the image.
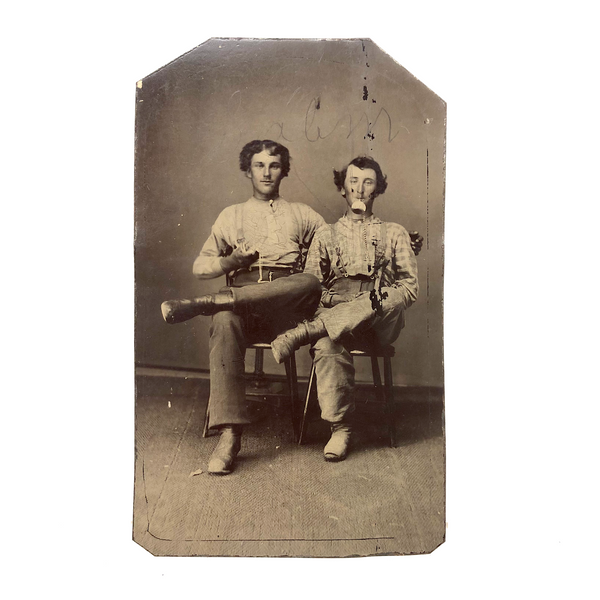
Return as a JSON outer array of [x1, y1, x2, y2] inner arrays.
[[313, 288, 405, 423]]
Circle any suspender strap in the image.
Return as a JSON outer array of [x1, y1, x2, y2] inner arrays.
[[374, 222, 388, 290], [330, 224, 349, 278], [235, 204, 244, 245], [379, 221, 386, 260]]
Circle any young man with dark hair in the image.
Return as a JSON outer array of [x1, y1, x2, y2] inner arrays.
[[161, 140, 326, 475], [271, 156, 419, 462]]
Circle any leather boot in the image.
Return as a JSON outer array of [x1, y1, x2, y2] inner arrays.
[[161, 290, 234, 324], [271, 318, 327, 364], [207, 425, 242, 475], [323, 422, 352, 462]]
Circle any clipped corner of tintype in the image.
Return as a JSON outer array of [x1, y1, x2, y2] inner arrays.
[[133, 38, 445, 558]]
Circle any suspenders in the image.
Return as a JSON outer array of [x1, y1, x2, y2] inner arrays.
[[232, 200, 301, 282], [234, 203, 268, 282], [330, 225, 348, 278], [331, 219, 388, 287], [235, 203, 245, 246]]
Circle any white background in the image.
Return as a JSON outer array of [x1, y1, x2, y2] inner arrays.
[[3, 1, 599, 598]]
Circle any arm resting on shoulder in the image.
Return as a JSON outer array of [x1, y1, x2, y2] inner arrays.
[[303, 227, 337, 307], [385, 227, 419, 310]]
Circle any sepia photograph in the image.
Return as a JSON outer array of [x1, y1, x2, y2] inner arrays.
[[134, 37, 445, 557], [2, 0, 600, 600], [5, 1, 600, 596]]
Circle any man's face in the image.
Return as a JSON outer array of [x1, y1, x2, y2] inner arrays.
[[342, 164, 378, 213], [247, 150, 284, 200]]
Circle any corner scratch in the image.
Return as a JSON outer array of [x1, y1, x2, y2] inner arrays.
[[286, 86, 302, 106]]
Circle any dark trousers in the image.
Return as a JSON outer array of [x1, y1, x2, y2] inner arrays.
[[207, 273, 321, 429]]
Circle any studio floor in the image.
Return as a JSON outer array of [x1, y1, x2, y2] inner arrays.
[[133, 371, 445, 557]]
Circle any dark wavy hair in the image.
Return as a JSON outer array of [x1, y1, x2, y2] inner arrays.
[[333, 156, 388, 198], [239, 140, 291, 178]]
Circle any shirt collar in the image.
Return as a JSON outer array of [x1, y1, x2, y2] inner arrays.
[[340, 212, 382, 226], [247, 196, 283, 208]]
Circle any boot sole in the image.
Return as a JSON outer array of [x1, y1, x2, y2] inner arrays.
[[324, 453, 347, 462]]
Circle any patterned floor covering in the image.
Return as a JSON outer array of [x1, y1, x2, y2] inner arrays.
[[133, 374, 445, 557]]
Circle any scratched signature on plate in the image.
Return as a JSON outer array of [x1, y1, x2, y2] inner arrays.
[[266, 97, 403, 144]]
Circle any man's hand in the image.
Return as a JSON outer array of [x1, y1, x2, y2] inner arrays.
[[409, 231, 424, 256], [220, 243, 259, 272], [233, 241, 259, 265]]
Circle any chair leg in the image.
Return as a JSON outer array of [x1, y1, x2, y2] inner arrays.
[[370, 355, 384, 404], [290, 353, 299, 407], [249, 348, 272, 393], [202, 403, 211, 438], [284, 355, 299, 442], [291, 353, 300, 441], [298, 362, 316, 445], [383, 356, 395, 447]]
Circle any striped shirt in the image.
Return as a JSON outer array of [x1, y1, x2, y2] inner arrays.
[[303, 213, 419, 309], [193, 197, 326, 279]]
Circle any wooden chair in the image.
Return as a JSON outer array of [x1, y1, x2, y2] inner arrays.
[[298, 343, 396, 447], [202, 343, 300, 441]]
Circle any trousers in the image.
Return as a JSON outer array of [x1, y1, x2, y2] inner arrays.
[[207, 273, 321, 429], [312, 288, 405, 423]]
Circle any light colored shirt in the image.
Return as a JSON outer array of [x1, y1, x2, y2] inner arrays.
[[193, 197, 326, 279], [303, 213, 419, 310]]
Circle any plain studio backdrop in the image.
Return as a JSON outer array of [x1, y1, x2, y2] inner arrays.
[[3, 1, 599, 599], [135, 38, 444, 386]]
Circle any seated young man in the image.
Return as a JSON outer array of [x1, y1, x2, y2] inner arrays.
[[161, 140, 326, 475], [271, 156, 419, 462]]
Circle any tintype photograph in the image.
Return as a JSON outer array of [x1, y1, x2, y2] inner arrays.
[[134, 37, 445, 557]]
